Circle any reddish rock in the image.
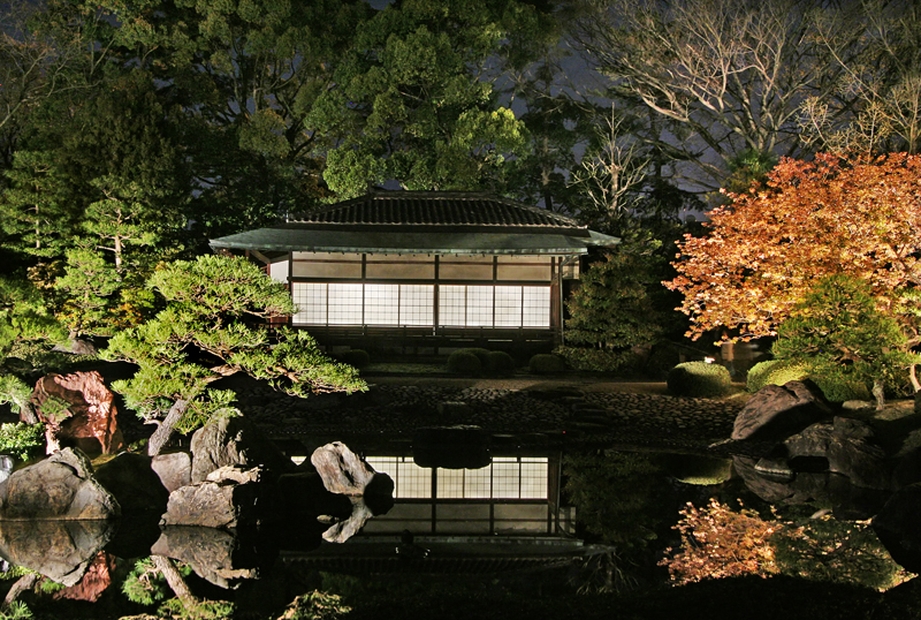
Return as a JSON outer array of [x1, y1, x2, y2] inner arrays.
[[53, 552, 115, 602], [31, 371, 124, 455]]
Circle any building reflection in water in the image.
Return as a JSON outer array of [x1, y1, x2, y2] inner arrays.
[[363, 454, 573, 536], [283, 446, 590, 574]]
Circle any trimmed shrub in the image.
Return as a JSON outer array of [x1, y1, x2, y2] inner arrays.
[[483, 350, 515, 377], [667, 361, 733, 397], [447, 350, 482, 375], [466, 348, 491, 367], [746, 359, 810, 393], [337, 349, 370, 368], [529, 353, 568, 374]]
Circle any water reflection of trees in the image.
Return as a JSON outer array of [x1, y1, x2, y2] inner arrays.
[[563, 449, 675, 591]]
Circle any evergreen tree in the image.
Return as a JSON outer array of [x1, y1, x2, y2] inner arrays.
[[0, 150, 77, 263], [558, 241, 677, 371], [103, 255, 366, 456], [773, 274, 920, 407]]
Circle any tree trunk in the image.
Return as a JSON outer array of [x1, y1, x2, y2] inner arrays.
[[872, 379, 886, 410], [151, 555, 196, 608], [17, 401, 38, 425], [910, 364, 920, 393], [3, 572, 38, 608], [147, 399, 188, 457]]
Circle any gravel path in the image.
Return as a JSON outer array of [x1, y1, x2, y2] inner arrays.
[[239, 376, 747, 454]]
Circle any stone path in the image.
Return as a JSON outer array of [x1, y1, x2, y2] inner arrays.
[[239, 376, 747, 454]]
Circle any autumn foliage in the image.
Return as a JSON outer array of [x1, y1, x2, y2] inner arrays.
[[666, 153, 921, 340], [659, 499, 910, 590], [659, 499, 779, 585]]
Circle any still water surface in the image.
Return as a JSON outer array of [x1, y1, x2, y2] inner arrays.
[[0, 425, 913, 619]]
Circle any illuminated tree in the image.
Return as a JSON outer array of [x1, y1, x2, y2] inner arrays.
[[659, 499, 779, 585], [665, 153, 921, 352], [558, 243, 677, 371], [660, 499, 908, 590]]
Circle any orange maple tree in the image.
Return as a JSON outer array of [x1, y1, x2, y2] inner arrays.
[[659, 499, 779, 585], [666, 152, 921, 342]]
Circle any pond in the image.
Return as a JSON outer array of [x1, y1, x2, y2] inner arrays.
[[1, 383, 921, 619]]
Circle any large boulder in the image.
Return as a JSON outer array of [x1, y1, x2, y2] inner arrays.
[[321, 497, 377, 544], [190, 417, 295, 484], [873, 483, 921, 574], [161, 465, 264, 530], [94, 452, 170, 515], [151, 450, 192, 494], [0, 448, 120, 520], [308, 443, 394, 543], [31, 371, 124, 455], [319, 489, 394, 544], [734, 449, 890, 520], [732, 380, 833, 442], [0, 519, 115, 587], [310, 441, 378, 495], [271, 471, 353, 523]]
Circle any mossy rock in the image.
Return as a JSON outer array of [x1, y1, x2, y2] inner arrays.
[[529, 353, 568, 374], [667, 361, 733, 397], [447, 350, 483, 375], [813, 375, 872, 403], [746, 360, 871, 402]]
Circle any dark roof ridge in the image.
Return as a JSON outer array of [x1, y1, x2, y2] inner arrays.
[[286, 190, 582, 229]]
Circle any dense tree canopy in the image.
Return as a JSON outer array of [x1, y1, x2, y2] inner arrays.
[[1, 0, 921, 355], [666, 153, 921, 341], [40, 0, 370, 238], [308, 0, 536, 198]]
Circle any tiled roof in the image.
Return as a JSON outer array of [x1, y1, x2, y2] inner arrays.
[[210, 191, 620, 255], [286, 191, 582, 229]]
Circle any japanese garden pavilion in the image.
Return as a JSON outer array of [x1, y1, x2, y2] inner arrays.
[[209, 191, 619, 353]]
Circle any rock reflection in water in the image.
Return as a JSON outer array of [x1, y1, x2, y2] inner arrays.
[[0, 519, 114, 587], [152, 526, 263, 590]]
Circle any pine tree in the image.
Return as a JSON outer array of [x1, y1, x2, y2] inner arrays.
[[103, 255, 366, 455]]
